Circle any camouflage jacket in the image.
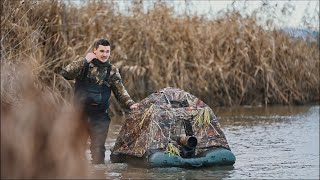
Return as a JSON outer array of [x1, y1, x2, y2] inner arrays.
[[61, 57, 135, 109]]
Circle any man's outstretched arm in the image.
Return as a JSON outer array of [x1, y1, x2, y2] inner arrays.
[[109, 66, 139, 110]]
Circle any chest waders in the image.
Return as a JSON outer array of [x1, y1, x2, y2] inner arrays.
[[75, 61, 112, 164], [75, 62, 112, 111]]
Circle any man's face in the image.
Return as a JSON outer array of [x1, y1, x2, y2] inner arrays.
[[93, 45, 110, 62]]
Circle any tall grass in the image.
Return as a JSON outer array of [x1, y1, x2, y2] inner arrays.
[[1, 62, 90, 178], [2, 0, 319, 108]]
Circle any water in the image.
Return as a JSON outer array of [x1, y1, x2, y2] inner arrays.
[[87, 105, 319, 179]]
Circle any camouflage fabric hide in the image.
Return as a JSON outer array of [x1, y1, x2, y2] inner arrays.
[[111, 87, 230, 157]]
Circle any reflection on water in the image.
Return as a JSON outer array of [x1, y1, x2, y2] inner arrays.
[[223, 105, 319, 179], [87, 105, 319, 179]]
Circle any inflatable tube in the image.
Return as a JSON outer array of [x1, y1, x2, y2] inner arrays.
[[111, 147, 235, 168], [148, 147, 236, 168]]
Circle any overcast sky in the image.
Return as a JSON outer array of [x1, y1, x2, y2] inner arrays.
[[173, 1, 319, 29], [71, 0, 319, 29]]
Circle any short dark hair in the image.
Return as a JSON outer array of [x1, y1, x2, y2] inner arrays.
[[93, 39, 111, 49]]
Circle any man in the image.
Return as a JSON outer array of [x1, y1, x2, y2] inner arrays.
[[61, 39, 139, 164]]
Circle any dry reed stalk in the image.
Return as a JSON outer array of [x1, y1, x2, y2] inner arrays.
[[1, 62, 91, 179]]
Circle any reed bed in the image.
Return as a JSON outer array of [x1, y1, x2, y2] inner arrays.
[[2, 0, 319, 109], [1, 62, 91, 178]]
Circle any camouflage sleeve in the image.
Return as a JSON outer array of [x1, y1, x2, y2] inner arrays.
[[109, 66, 135, 109], [60, 58, 88, 80]]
